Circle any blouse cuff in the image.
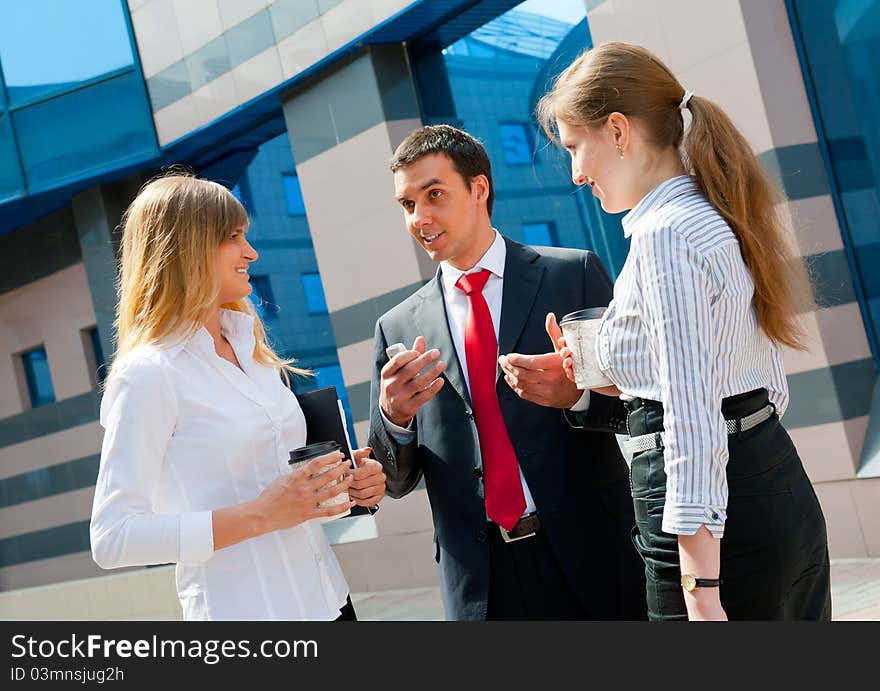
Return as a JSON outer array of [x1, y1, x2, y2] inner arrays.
[[661, 501, 726, 538], [179, 511, 215, 566]]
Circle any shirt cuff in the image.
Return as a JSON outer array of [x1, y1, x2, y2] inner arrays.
[[568, 390, 591, 413], [179, 510, 215, 566], [379, 407, 416, 445], [661, 502, 726, 538]]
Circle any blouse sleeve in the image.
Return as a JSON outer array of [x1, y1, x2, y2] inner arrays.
[[634, 225, 729, 537], [90, 355, 215, 569]]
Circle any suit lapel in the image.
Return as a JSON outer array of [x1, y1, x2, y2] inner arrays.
[[497, 238, 545, 380], [413, 273, 472, 408]]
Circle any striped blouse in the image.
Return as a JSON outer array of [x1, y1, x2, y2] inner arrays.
[[596, 175, 789, 538]]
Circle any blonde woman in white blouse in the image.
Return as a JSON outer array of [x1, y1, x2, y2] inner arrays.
[[538, 43, 830, 621], [90, 174, 386, 621]]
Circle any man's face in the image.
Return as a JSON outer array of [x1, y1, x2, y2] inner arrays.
[[393, 153, 490, 269]]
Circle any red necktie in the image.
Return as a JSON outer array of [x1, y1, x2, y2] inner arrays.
[[456, 270, 526, 531]]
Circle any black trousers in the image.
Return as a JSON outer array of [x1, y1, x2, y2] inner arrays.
[[335, 596, 358, 621], [486, 521, 588, 620], [628, 389, 832, 621]]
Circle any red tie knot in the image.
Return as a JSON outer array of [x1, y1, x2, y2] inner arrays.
[[456, 269, 492, 296]]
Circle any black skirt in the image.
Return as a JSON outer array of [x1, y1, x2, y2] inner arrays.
[[627, 388, 832, 621]]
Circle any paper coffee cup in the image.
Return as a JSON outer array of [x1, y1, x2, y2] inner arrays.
[[288, 440, 351, 523], [559, 307, 613, 390]]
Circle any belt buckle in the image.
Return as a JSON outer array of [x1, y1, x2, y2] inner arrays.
[[498, 521, 536, 543]]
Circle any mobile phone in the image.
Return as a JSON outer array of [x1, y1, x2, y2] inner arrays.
[[385, 342, 406, 360]]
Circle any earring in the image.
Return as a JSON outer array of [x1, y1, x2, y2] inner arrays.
[[616, 143, 624, 160]]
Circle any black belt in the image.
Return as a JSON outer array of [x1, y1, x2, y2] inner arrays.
[[491, 513, 541, 543]]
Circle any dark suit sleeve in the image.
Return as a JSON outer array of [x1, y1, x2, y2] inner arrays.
[[564, 251, 628, 435], [367, 318, 423, 499]]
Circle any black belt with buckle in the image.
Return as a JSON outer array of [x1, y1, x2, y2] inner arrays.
[[494, 513, 541, 543]]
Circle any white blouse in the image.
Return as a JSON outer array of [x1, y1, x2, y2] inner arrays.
[[596, 176, 789, 538], [90, 309, 349, 620]]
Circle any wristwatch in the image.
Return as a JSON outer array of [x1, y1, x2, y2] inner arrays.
[[680, 574, 722, 592]]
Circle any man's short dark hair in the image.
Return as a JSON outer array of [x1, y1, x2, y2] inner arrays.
[[390, 124, 494, 216]]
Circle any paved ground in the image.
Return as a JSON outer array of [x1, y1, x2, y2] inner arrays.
[[352, 558, 880, 620]]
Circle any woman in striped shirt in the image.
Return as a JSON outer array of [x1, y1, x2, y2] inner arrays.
[[538, 43, 831, 620]]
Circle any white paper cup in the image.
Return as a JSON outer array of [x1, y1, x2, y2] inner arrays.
[[288, 441, 351, 523], [559, 307, 613, 390]]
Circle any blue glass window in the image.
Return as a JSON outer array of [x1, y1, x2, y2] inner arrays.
[[301, 273, 328, 314], [12, 71, 157, 190], [0, 0, 134, 105], [0, 113, 24, 201], [498, 123, 532, 164], [21, 346, 55, 408], [521, 222, 557, 246], [282, 174, 306, 215], [789, 0, 880, 362], [249, 275, 279, 319]]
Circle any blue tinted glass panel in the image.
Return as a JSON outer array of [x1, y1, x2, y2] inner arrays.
[[521, 222, 555, 246], [0, 0, 134, 105], [791, 0, 880, 360], [13, 71, 156, 189], [282, 174, 306, 215], [21, 346, 55, 408], [301, 273, 328, 314], [498, 123, 532, 164], [0, 113, 24, 201], [250, 275, 279, 319], [88, 327, 107, 386]]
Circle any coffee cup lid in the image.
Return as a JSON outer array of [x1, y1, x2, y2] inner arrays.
[[288, 440, 341, 464], [560, 307, 607, 323]]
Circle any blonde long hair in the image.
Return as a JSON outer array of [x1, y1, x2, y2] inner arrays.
[[109, 173, 309, 382], [537, 42, 813, 350]]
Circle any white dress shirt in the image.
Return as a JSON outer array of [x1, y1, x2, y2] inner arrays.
[[596, 176, 789, 538], [381, 230, 590, 517], [90, 309, 349, 621]]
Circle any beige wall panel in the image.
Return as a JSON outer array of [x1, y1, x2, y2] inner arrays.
[[373, 487, 433, 537], [851, 478, 880, 558], [172, 0, 224, 55], [321, 0, 375, 55], [814, 481, 867, 558], [657, 0, 749, 74], [295, 119, 425, 311], [791, 421, 857, 483], [738, 0, 818, 148], [153, 96, 201, 146], [0, 551, 118, 592], [337, 338, 375, 390], [0, 422, 102, 480], [0, 487, 95, 540], [232, 47, 284, 105], [130, 0, 186, 78], [191, 70, 239, 130], [0, 264, 96, 409], [787, 196, 846, 255], [816, 303, 873, 369], [278, 20, 330, 80], [332, 529, 435, 592], [782, 310, 828, 375], [844, 416, 870, 469], [354, 420, 370, 448]]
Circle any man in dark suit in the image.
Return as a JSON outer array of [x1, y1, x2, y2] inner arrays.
[[368, 124, 645, 621]]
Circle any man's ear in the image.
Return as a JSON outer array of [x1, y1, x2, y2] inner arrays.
[[470, 174, 490, 206]]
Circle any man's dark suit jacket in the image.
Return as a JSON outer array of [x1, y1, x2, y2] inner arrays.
[[368, 237, 646, 621]]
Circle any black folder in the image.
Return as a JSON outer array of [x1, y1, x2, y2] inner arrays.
[[296, 385, 377, 517]]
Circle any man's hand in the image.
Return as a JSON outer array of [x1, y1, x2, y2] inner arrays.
[[379, 336, 445, 427], [349, 447, 386, 507]]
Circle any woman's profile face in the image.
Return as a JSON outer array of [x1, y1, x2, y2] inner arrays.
[[557, 118, 627, 213], [216, 225, 258, 305]]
